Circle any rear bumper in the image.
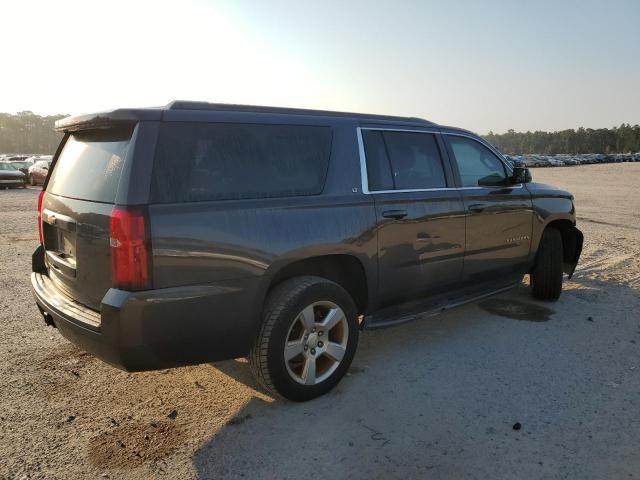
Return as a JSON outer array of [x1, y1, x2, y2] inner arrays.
[[31, 270, 263, 371]]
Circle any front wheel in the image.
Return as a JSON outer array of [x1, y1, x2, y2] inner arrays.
[[530, 227, 563, 301], [249, 276, 359, 401]]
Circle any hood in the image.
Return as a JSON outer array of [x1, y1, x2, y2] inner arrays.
[[526, 182, 574, 200]]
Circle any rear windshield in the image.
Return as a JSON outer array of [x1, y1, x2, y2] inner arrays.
[[48, 128, 133, 202], [151, 122, 332, 203]]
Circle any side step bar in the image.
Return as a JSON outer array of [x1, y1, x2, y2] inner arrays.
[[362, 282, 520, 330]]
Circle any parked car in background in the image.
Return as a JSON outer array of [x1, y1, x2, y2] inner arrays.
[[547, 158, 565, 167], [2, 155, 30, 163], [0, 162, 27, 188], [537, 158, 551, 167], [469, 152, 640, 167], [520, 157, 538, 168], [7, 160, 33, 175], [25, 155, 50, 163], [27, 158, 52, 185]]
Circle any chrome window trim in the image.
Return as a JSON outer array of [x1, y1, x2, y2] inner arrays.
[[356, 127, 370, 193], [357, 127, 522, 194]]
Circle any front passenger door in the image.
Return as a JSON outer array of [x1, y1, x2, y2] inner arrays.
[[443, 134, 533, 284]]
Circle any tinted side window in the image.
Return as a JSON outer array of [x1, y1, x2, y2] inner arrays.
[[362, 130, 447, 191], [383, 132, 447, 189], [151, 123, 332, 203], [447, 136, 507, 187]]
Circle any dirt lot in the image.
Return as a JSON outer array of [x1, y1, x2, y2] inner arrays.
[[1, 164, 639, 480]]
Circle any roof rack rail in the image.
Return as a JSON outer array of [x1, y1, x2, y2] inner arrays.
[[165, 100, 434, 125]]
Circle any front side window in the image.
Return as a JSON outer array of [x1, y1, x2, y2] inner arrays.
[[446, 136, 507, 187], [151, 122, 332, 203], [362, 130, 447, 191]]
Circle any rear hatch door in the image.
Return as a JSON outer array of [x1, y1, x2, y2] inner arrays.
[[42, 126, 135, 310]]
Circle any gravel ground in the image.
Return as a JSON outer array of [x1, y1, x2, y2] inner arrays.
[[1, 164, 639, 480]]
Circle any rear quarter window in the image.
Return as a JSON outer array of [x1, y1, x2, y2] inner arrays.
[[48, 128, 133, 202], [151, 122, 332, 203]]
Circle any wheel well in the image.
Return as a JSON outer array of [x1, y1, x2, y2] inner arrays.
[[544, 219, 580, 273], [268, 255, 369, 315]]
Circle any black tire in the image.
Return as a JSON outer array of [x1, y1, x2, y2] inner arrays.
[[530, 227, 563, 301], [249, 276, 359, 401]]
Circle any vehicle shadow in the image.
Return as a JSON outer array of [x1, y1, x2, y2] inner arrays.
[[193, 273, 640, 480], [209, 358, 262, 392]]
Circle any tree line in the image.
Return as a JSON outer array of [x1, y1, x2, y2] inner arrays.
[[483, 124, 640, 155], [1, 111, 639, 155], [0, 111, 66, 154]]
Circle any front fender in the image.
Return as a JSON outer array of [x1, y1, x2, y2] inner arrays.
[[563, 226, 583, 278]]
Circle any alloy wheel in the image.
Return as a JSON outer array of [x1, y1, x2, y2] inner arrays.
[[283, 301, 348, 385]]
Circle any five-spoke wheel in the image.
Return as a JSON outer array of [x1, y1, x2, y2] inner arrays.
[[249, 276, 359, 401], [284, 301, 348, 386]]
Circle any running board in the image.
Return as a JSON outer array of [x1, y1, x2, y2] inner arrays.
[[362, 282, 520, 330]]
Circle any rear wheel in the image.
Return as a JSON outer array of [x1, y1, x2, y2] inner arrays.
[[249, 276, 359, 401], [530, 227, 563, 301]]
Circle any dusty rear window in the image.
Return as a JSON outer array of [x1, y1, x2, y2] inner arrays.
[[48, 128, 133, 202]]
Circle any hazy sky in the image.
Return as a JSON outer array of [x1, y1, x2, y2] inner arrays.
[[3, 0, 639, 133]]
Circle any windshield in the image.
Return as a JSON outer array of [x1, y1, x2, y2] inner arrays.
[[0, 163, 18, 171]]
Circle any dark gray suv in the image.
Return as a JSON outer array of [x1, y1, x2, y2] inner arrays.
[[31, 101, 583, 401]]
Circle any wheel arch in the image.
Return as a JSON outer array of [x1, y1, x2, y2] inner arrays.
[[263, 254, 371, 317], [536, 219, 583, 278]]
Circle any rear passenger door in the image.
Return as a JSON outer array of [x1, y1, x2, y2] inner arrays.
[[443, 134, 533, 283], [359, 127, 466, 305]]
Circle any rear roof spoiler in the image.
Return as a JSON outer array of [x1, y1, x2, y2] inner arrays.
[[54, 108, 163, 133]]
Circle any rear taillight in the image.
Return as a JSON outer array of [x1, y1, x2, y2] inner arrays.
[[37, 190, 45, 244], [109, 206, 152, 291]]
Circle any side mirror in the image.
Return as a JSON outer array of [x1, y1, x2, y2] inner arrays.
[[43, 166, 49, 170], [511, 166, 532, 184]]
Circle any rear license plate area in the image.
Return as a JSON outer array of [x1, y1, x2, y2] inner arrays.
[[42, 210, 77, 278]]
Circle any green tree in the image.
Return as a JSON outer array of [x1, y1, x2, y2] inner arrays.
[[483, 125, 640, 154], [0, 112, 67, 154]]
